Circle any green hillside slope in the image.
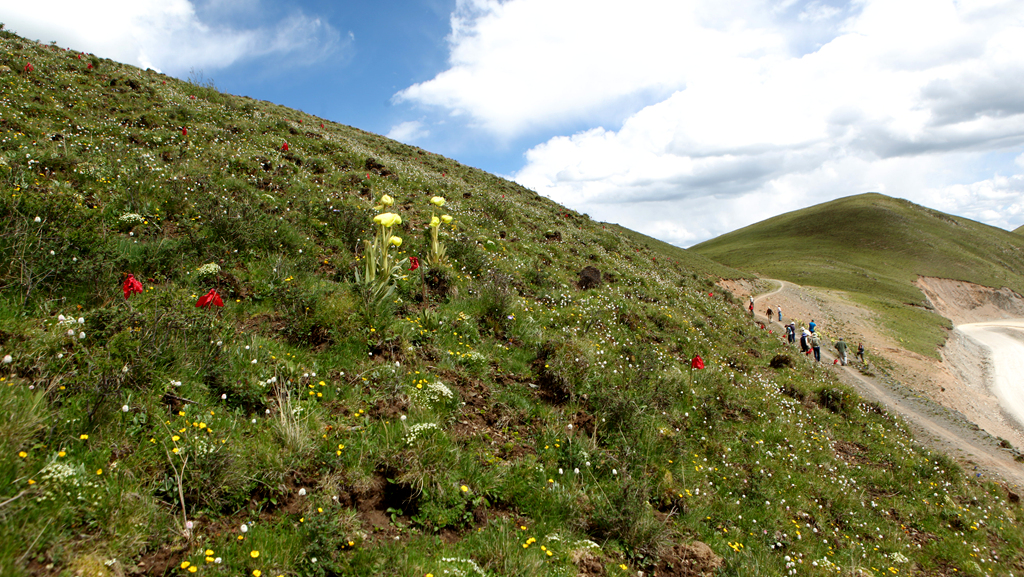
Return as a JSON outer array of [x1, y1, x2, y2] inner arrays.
[[692, 193, 1024, 356], [2, 30, 1024, 577]]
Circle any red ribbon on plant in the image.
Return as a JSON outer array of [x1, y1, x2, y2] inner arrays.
[[123, 274, 143, 299], [196, 289, 224, 309], [691, 355, 705, 370], [409, 256, 420, 271]]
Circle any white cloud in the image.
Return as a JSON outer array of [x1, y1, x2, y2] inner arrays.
[[497, 0, 1024, 244], [395, 0, 788, 136], [0, 0, 341, 75], [387, 121, 430, 143]]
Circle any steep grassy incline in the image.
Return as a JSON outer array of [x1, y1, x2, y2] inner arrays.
[[692, 193, 1024, 356], [2, 31, 1024, 577]]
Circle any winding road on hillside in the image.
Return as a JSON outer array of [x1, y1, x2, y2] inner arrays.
[[753, 280, 1024, 486]]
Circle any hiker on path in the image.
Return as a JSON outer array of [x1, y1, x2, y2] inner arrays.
[[749, 300, 754, 316], [857, 342, 865, 364], [811, 332, 822, 362], [786, 323, 796, 344], [834, 337, 848, 366], [809, 320, 816, 333], [767, 307, 773, 321], [800, 329, 810, 353], [777, 306, 783, 323]]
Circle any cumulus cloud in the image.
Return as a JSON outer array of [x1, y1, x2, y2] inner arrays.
[[497, 0, 1024, 244], [0, 0, 341, 74], [387, 121, 430, 143], [395, 0, 789, 136]]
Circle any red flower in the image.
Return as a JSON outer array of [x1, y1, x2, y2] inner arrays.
[[196, 289, 224, 308], [182, 127, 187, 137], [86, 63, 93, 69], [691, 355, 705, 370], [24, 63, 34, 72], [320, 123, 324, 129], [282, 142, 289, 151], [123, 274, 143, 299], [409, 256, 420, 271]]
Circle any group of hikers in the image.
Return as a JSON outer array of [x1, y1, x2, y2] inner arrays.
[[749, 296, 865, 365]]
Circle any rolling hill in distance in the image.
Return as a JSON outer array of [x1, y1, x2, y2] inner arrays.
[[692, 193, 1024, 357], [3, 29, 1024, 577]]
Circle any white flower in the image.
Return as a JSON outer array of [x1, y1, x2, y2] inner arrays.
[[121, 405, 129, 412], [558, 468, 563, 475], [574, 468, 580, 474], [567, 424, 573, 430], [2, 355, 11, 364], [216, 341, 222, 346], [400, 415, 407, 421], [298, 488, 306, 496], [34, 216, 41, 223], [240, 524, 248, 533], [78, 317, 84, 324], [612, 469, 617, 475], [185, 520, 194, 529], [221, 394, 227, 400], [78, 332, 86, 340], [251, 359, 257, 364], [67, 329, 75, 337], [57, 314, 66, 322], [214, 558, 222, 564], [49, 250, 55, 255]]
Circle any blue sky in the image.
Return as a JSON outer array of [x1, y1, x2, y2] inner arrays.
[[3, 0, 1024, 246]]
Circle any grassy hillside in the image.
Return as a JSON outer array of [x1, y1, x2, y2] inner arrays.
[[692, 193, 1024, 357], [2, 30, 1024, 577]]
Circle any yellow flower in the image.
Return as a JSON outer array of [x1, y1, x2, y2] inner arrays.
[[205, 550, 214, 556], [441, 215, 453, 224], [79, 434, 88, 440], [460, 485, 468, 492], [189, 567, 198, 574], [96, 469, 102, 475], [253, 571, 261, 577], [172, 435, 180, 441], [390, 236, 402, 247], [250, 550, 260, 558], [380, 194, 394, 207], [18, 451, 27, 458], [181, 561, 191, 569], [430, 196, 446, 207], [429, 216, 440, 228]]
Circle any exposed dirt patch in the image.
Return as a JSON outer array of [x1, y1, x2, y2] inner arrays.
[[132, 545, 184, 576], [916, 277, 1024, 327], [652, 541, 723, 577]]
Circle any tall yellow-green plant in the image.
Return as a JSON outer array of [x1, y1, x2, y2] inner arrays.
[[426, 196, 454, 268], [354, 194, 407, 328]]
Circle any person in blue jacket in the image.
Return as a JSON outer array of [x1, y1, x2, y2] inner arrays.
[[809, 320, 816, 333]]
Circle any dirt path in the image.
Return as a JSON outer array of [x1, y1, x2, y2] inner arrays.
[[740, 279, 1024, 486]]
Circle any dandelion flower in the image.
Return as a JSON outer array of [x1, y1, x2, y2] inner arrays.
[[250, 550, 259, 558]]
